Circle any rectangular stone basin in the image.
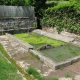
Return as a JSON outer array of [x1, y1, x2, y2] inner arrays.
[[7, 32, 80, 71]]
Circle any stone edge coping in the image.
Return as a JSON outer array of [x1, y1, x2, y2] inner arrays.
[[33, 29, 74, 43], [0, 17, 36, 19], [6, 33, 33, 49], [56, 55, 80, 69]]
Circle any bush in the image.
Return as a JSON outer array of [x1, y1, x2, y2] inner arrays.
[[30, 52, 40, 60], [41, 0, 80, 34], [50, 77, 58, 80], [33, 22, 37, 29], [27, 67, 44, 80], [65, 72, 71, 78]]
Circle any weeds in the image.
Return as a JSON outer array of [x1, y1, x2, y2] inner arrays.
[[65, 72, 71, 78], [50, 77, 58, 80], [30, 52, 40, 60], [27, 67, 44, 80]]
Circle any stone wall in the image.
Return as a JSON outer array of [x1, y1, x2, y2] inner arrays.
[[6, 33, 33, 49], [0, 17, 36, 32], [0, 6, 36, 33], [0, 6, 35, 18]]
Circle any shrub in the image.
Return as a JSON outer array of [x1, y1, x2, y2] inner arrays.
[[50, 77, 58, 80], [3, 27, 8, 30], [33, 22, 37, 29], [41, 0, 80, 34], [30, 52, 40, 60], [27, 67, 44, 80], [65, 72, 71, 78]]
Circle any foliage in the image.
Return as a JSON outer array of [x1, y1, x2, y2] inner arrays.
[[28, 0, 46, 7], [27, 67, 44, 80], [30, 52, 40, 60], [50, 77, 58, 80], [0, 0, 27, 6], [0, 45, 22, 80], [28, 0, 46, 18], [3, 27, 8, 30], [69, 0, 80, 11], [33, 22, 37, 29], [41, 0, 80, 34], [65, 72, 71, 78], [27, 0, 47, 29]]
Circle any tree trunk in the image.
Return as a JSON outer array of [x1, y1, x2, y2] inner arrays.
[[36, 17, 42, 29]]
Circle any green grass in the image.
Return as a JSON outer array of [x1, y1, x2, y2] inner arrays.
[[0, 49, 22, 80], [50, 77, 58, 80], [14, 32, 65, 49], [0, 44, 34, 80], [30, 52, 40, 60], [65, 72, 71, 78], [27, 67, 44, 80]]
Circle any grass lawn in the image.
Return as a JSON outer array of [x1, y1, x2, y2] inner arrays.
[[0, 50, 22, 80], [0, 44, 34, 80], [14, 32, 65, 49]]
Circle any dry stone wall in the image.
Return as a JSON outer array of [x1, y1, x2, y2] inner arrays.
[[0, 17, 36, 31], [0, 6, 36, 33]]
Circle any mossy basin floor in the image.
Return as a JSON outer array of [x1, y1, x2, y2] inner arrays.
[[14, 32, 65, 49], [14, 33, 80, 62], [41, 44, 80, 62]]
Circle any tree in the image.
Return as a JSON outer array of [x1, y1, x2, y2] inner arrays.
[[0, 0, 26, 6], [28, 0, 47, 29]]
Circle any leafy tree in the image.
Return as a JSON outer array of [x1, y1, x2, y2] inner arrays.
[[0, 0, 26, 6], [28, 0, 47, 29]]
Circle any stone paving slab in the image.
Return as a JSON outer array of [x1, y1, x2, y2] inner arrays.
[[33, 29, 74, 43], [74, 75, 80, 80]]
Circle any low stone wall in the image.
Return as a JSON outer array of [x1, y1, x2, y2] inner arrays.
[[30, 50, 56, 71], [33, 29, 74, 43], [56, 55, 80, 69], [0, 17, 36, 33], [6, 33, 33, 49]]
